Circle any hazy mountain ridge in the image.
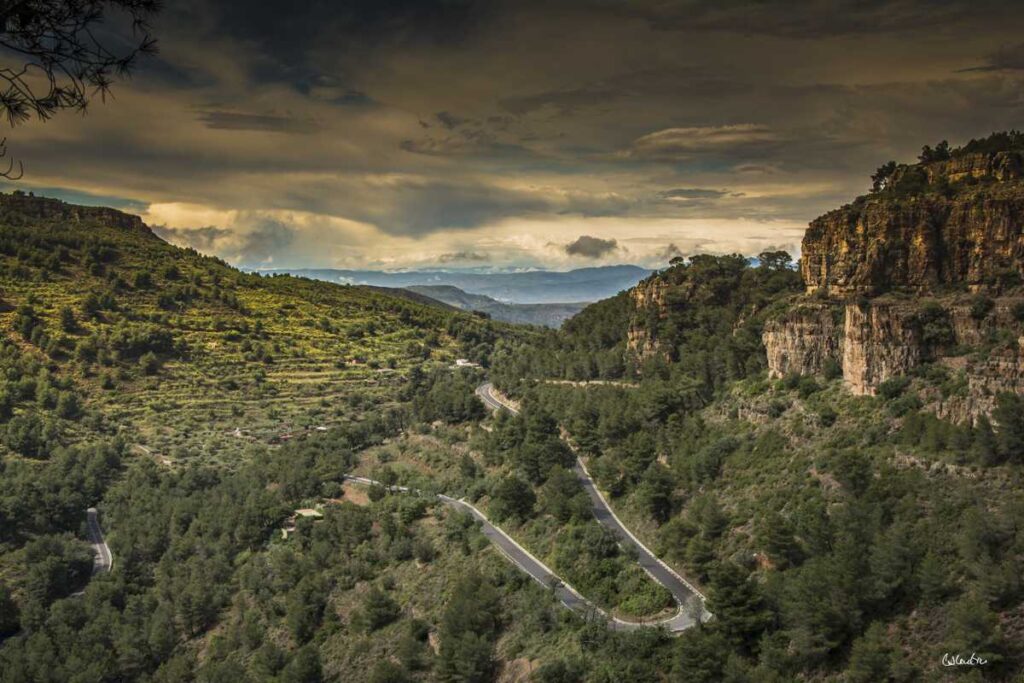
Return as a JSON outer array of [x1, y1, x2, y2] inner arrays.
[[404, 285, 587, 328], [261, 265, 652, 304]]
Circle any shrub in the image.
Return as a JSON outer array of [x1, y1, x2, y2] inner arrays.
[[767, 399, 789, 419], [916, 302, 954, 347], [969, 295, 994, 321], [823, 357, 843, 380], [139, 352, 161, 375], [55, 392, 82, 420], [877, 376, 911, 400]]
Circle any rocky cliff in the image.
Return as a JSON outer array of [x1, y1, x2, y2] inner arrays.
[[766, 145, 1024, 417], [762, 303, 842, 378], [0, 191, 155, 237], [626, 276, 670, 359], [801, 152, 1024, 296]]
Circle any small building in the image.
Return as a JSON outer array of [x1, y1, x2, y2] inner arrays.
[[280, 508, 325, 538]]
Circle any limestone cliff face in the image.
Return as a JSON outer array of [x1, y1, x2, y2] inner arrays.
[[923, 151, 1024, 184], [841, 302, 924, 395], [626, 276, 670, 359], [765, 300, 924, 393], [765, 148, 1024, 415], [765, 296, 1024, 418], [801, 153, 1024, 296], [763, 303, 841, 378]]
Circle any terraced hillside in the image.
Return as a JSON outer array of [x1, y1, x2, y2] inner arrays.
[[0, 191, 507, 463]]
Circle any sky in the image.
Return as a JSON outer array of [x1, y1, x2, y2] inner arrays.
[[5, 0, 1024, 271]]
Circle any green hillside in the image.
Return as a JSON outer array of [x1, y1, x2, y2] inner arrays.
[[0, 191, 505, 464]]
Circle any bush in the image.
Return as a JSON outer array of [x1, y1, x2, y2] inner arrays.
[[767, 399, 789, 419], [55, 392, 82, 420], [140, 352, 161, 375], [1012, 301, 1024, 322], [969, 295, 994, 321], [877, 376, 911, 400], [797, 376, 821, 398], [59, 306, 77, 333], [488, 475, 535, 523], [823, 357, 843, 380], [357, 587, 401, 632], [3, 413, 60, 458], [817, 406, 838, 427], [916, 302, 954, 347]]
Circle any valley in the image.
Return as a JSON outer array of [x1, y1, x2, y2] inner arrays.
[[2, 132, 1024, 682]]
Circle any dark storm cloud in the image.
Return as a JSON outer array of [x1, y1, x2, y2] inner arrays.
[[438, 251, 490, 263], [499, 85, 620, 117], [371, 182, 549, 235], [295, 75, 375, 106], [626, 125, 782, 160], [152, 225, 232, 250], [196, 111, 319, 133], [202, 0, 491, 88], [436, 111, 466, 130], [621, 0, 1014, 37], [961, 42, 1024, 72], [271, 177, 554, 236], [497, 67, 747, 119], [19, 0, 1024, 269], [657, 243, 684, 261], [564, 235, 618, 258]]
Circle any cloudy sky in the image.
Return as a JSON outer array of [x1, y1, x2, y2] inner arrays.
[[6, 0, 1024, 270]]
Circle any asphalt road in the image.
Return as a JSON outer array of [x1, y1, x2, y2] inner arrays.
[[475, 382, 710, 631], [85, 507, 112, 574], [476, 382, 514, 413]]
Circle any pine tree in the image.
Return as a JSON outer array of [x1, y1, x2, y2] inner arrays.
[[845, 622, 893, 683], [993, 393, 1024, 463], [760, 511, 802, 570], [707, 562, 771, 652], [971, 415, 1000, 466], [917, 551, 949, 605]]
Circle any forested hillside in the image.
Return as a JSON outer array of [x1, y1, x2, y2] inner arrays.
[[0, 193, 623, 682], [489, 137, 1024, 681]]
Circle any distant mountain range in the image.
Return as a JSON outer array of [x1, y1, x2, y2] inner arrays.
[[259, 265, 652, 304], [404, 285, 587, 328]]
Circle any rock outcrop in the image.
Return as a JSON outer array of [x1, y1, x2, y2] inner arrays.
[[626, 276, 670, 359], [762, 303, 842, 378], [841, 302, 924, 395], [766, 296, 1024, 412], [766, 146, 1024, 416], [802, 153, 1024, 296], [0, 191, 155, 237]]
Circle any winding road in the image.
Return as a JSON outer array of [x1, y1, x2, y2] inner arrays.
[[86, 507, 112, 574], [343, 476, 611, 624], [343, 474, 676, 630], [475, 382, 710, 631], [344, 384, 709, 631]]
